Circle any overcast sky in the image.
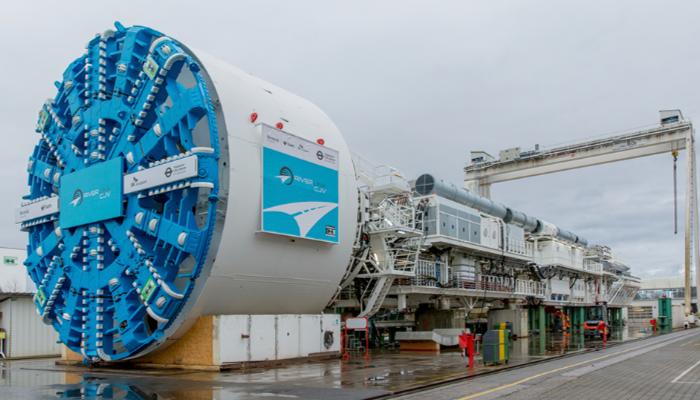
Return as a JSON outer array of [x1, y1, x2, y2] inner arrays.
[[1, 1, 698, 278]]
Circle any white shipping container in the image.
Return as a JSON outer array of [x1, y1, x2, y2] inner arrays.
[[217, 314, 340, 364]]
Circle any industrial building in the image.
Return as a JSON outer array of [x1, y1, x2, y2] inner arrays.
[[0, 247, 61, 359], [0, 293, 62, 358], [0, 247, 34, 293], [629, 275, 694, 328]]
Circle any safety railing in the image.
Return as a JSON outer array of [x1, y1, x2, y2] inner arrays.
[[369, 248, 420, 273], [506, 238, 533, 257], [515, 280, 546, 297], [583, 259, 603, 274], [351, 151, 409, 189], [373, 197, 419, 232], [607, 281, 640, 306], [411, 259, 449, 286], [398, 271, 517, 292], [392, 268, 546, 297]]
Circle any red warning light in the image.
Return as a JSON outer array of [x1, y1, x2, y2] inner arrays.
[[276, 122, 284, 129], [250, 113, 258, 123], [317, 139, 325, 145]]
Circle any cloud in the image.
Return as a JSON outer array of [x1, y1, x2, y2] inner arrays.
[[2, 1, 699, 279]]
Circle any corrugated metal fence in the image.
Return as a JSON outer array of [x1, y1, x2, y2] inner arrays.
[[0, 295, 61, 358]]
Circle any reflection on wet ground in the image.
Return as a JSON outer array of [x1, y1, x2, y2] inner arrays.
[[0, 326, 657, 399]]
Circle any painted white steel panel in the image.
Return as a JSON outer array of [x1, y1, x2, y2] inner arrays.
[[276, 315, 300, 360], [123, 156, 198, 194], [550, 278, 571, 295], [249, 315, 275, 361], [299, 315, 320, 356], [14, 197, 59, 224], [219, 315, 248, 363]]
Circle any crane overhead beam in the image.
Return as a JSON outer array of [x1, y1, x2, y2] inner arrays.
[[464, 121, 692, 185]]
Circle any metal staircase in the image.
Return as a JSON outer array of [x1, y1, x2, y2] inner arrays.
[[346, 151, 426, 318], [358, 276, 395, 317], [607, 280, 637, 306], [607, 282, 624, 305], [355, 201, 424, 317]]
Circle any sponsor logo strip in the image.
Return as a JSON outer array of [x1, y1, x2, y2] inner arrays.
[[123, 156, 198, 194], [14, 196, 59, 224], [261, 124, 339, 171]]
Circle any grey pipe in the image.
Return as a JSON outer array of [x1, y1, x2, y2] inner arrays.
[[414, 174, 508, 219], [504, 209, 539, 233], [556, 229, 577, 243], [415, 174, 587, 246]]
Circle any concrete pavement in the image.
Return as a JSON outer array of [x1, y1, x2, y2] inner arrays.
[[392, 328, 700, 400]]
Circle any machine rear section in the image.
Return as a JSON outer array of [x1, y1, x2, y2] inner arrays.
[[19, 23, 357, 362]]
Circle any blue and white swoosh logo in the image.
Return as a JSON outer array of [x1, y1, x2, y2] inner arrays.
[[276, 167, 293, 185], [264, 201, 338, 237], [276, 175, 291, 184], [70, 189, 83, 207]]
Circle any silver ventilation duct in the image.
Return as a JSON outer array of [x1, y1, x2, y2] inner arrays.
[[504, 209, 539, 233], [415, 174, 587, 246], [414, 174, 508, 219]]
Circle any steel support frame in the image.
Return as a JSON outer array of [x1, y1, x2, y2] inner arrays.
[[685, 128, 700, 319], [464, 123, 700, 320]]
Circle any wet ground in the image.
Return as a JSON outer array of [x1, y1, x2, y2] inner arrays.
[[0, 326, 660, 399], [393, 328, 700, 399]]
